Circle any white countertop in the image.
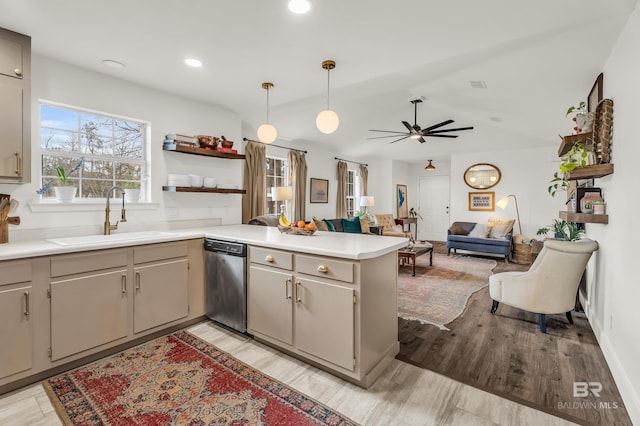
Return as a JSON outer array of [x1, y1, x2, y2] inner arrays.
[[0, 225, 408, 261]]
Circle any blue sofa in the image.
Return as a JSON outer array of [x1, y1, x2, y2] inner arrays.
[[446, 221, 513, 263]]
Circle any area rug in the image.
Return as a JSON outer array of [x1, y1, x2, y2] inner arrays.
[[44, 331, 357, 425], [398, 252, 496, 330]]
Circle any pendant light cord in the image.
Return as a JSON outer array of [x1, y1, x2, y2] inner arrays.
[[326, 68, 331, 109], [266, 87, 270, 123]]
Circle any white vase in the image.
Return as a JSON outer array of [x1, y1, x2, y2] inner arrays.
[[124, 188, 141, 203], [54, 186, 77, 202]]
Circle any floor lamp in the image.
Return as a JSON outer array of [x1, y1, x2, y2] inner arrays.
[[496, 194, 522, 236]]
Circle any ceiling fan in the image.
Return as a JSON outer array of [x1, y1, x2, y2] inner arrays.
[[368, 96, 474, 144]]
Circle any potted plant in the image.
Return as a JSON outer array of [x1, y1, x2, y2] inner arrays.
[[408, 208, 422, 220], [592, 200, 606, 215], [53, 165, 78, 202], [548, 142, 588, 197], [566, 101, 594, 134], [536, 219, 584, 241]]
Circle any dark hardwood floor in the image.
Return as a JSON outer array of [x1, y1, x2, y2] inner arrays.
[[397, 242, 632, 426]]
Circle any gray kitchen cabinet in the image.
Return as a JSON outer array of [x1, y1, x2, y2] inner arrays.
[[0, 260, 33, 380], [0, 28, 30, 183], [49, 250, 129, 361], [248, 264, 294, 345]]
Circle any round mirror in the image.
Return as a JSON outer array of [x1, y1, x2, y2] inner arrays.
[[463, 163, 501, 189]]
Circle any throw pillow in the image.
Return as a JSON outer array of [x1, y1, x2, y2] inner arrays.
[[490, 223, 512, 239], [359, 217, 370, 234], [327, 218, 343, 232], [468, 223, 491, 238], [341, 216, 362, 233], [488, 217, 515, 234], [313, 216, 329, 231], [323, 219, 336, 232], [449, 222, 470, 235]]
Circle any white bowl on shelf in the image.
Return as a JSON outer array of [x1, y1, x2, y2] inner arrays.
[[203, 177, 217, 188], [189, 174, 204, 187]]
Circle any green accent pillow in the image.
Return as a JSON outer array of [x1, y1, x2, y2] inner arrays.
[[341, 216, 362, 233], [323, 219, 336, 232]]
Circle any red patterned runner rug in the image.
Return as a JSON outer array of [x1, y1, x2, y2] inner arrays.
[[44, 331, 357, 425]]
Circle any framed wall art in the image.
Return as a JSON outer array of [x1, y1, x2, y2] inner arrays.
[[468, 191, 495, 211], [310, 178, 329, 203], [587, 72, 603, 113], [396, 184, 408, 218]]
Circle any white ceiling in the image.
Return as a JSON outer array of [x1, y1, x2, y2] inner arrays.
[[1, 0, 636, 163]]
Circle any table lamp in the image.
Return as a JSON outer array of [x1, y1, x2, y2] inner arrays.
[[272, 186, 293, 220], [359, 195, 375, 223]]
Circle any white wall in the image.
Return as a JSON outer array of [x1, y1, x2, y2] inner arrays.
[[0, 55, 244, 234], [586, 4, 640, 422], [450, 147, 566, 239]]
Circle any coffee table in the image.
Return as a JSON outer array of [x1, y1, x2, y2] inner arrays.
[[398, 242, 433, 276]]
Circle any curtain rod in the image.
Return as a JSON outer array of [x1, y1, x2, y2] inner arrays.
[[335, 157, 368, 167], [242, 138, 307, 153]]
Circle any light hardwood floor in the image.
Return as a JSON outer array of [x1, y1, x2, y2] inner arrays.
[[0, 321, 576, 425]]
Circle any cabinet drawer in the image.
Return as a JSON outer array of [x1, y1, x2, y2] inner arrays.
[[0, 259, 31, 286], [295, 255, 354, 283], [250, 246, 292, 270], [133, 241, 188, 264], [51, 249, 127, 277]]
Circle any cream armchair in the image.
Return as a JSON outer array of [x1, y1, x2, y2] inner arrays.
[[489, 238, 598, 333]]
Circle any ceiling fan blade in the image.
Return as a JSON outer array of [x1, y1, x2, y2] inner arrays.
[[427, 126, 474, 134], [368, 129, 409, 134], [388, 135, 411, 144], [422, 119, 454, 132], [367, 134, 410, 140], [426, 134, 458, 138], [402, 121, 415, 133], [418, 136, 426, 143]]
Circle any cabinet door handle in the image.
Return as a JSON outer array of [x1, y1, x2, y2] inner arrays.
[[121, 274, 127, 293], [14, 68, 22, 77], [24, 291, 30, 316], [317, 264, 328, 273], [295, 281, 302, 303], [15, 153, 21, 176], [265, 255, 274, 262], [135, 271, 141, 290], [285, 278, 292, 300]]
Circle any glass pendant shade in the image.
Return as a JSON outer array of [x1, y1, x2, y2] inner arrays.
[[316, 109, 339, 134], [257, 123, 277, 144], [288, 0, 311, 14], [257, 82, 277, 144]]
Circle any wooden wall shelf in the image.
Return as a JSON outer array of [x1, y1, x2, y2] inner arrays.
[[567, 163, 614, 181], [163, 143, 245, 160], [162, 186, 245, 194], [558, 132, 593, 156], [559, 211, 608, 224]]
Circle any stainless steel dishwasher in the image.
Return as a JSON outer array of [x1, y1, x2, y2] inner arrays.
[[204, 239, 248, 333]]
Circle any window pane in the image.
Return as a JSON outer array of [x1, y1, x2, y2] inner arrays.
[[81, 180, 113, 198], [83, 159, 113, 180], [41, 105, 77, 131]]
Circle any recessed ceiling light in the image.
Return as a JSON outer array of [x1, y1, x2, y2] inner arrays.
[[470, 80, 487, 89], [288, 0, 311, 14], [489, 116, 503, 122], [102, 59, 126, 69], [185, 58, 202, 67]]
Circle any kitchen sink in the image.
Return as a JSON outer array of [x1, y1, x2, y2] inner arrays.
[[47, 231, 177, 246]]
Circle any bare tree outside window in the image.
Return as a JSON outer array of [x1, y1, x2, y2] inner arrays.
[[40, 103, 147, 199]]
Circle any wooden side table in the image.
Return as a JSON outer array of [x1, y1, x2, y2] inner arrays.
[[396, 217, 418, 240], [369, 225, 384, 235]]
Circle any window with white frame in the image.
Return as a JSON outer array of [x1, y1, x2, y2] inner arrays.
[[39, 102, 147, 199], [346, 169, 360, 217], [266, 156, 288, 215]]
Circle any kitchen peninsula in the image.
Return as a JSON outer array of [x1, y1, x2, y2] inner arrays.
[[0, 225, 407, 392]]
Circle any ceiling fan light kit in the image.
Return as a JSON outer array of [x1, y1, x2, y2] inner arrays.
[[368, 97, 474, 144], [257, 82, 277, 144], [288, 0, 311, 14], [316, 60, 339, 134]]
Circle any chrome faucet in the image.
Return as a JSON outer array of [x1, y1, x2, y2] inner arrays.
[[104, 186, 127, 235]]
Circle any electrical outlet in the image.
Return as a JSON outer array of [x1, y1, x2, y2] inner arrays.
[[167, 207, 179, 218]]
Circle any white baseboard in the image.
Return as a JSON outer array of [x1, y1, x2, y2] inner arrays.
[[597, 330, 640, 425]]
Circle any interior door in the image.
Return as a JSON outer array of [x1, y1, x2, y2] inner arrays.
[[418, 175, 450, 242]]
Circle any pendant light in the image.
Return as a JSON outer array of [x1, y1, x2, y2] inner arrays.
[[257, 82, 277, 144], [316, 60, 339, 134], [424, 159, 436, 171]]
